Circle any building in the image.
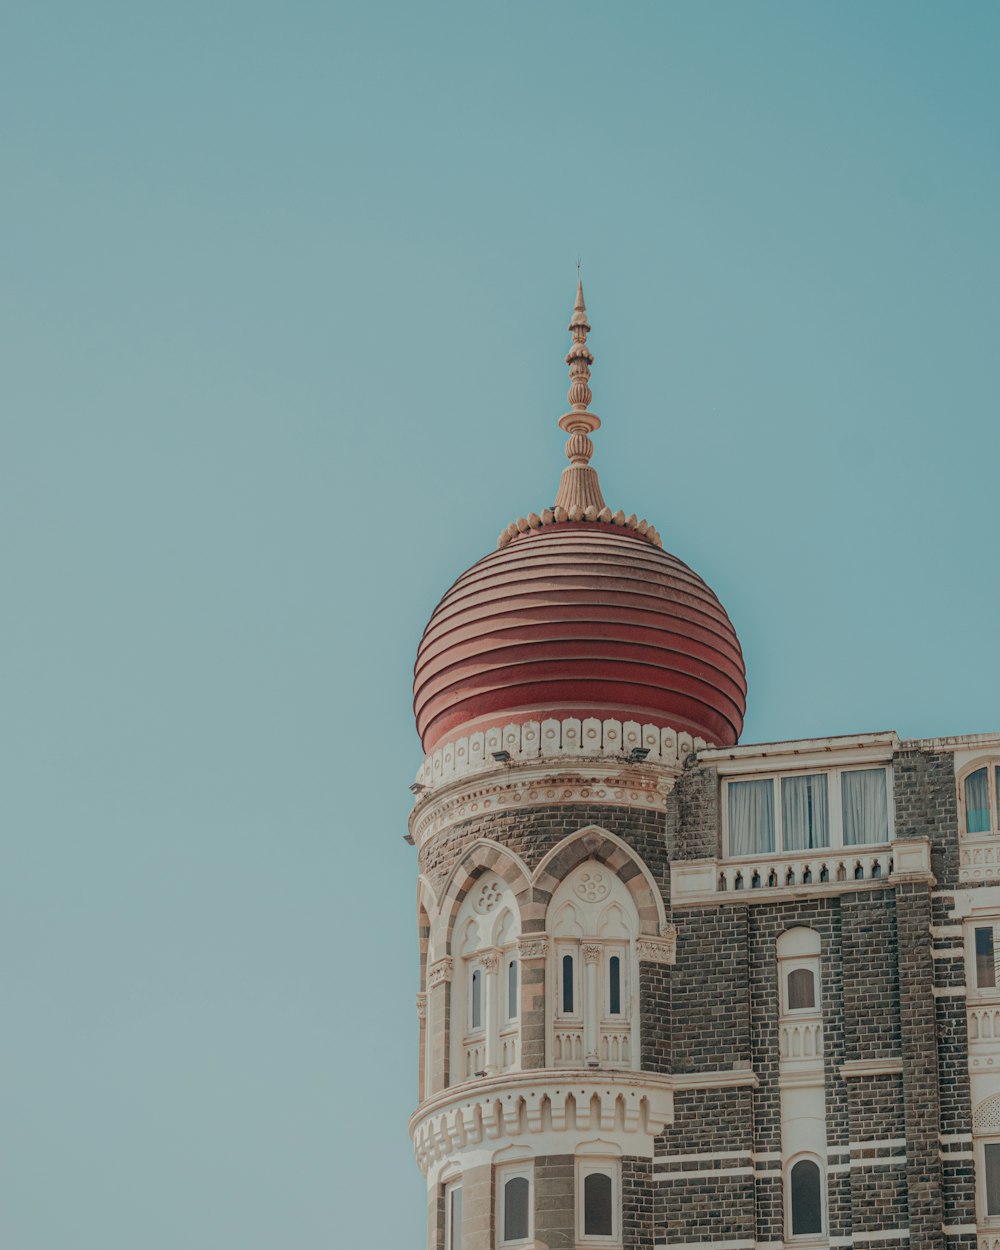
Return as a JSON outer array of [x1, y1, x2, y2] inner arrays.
[[406, 283, 999, 1250]]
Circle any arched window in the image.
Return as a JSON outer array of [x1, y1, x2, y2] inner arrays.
[[576, 1156, 621, 1245], [450, 875, 521, 1083], [497, 1167, 532, 1246], [787, 967, 815, 1010], [548, 860, 639, 1070], [789, 1157, 823, 1236], [963, 764, 1000, 836]]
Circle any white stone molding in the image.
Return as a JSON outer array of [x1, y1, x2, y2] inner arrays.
[[672, 839, 933, 907], [414, 717, 707, 791], [411, 765, 680, 847], [428, 957, 453, 989], [839, 1057, 904, 1079], [416, 992, 427, 1019], [668, 1067, 760, 1091], [517, 935, 549, 960], [637, 926, 676, 965]]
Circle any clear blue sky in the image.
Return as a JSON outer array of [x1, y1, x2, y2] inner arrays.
[[3, 3, 999, 1246]]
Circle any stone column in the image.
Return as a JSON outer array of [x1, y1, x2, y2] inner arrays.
[[481, 951, 499, 1075], [584, 943, 602, 1065], [517, 935, 548, 1069], [427, 958, 453, 1095], [416, 992, 427, 1103]]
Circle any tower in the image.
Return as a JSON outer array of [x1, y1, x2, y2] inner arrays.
[[408, 283, 747, 1248], [407, 283, 996, 1250]]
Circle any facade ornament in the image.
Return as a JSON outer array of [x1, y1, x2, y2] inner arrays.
[[574, 868, 611, 902], [517, 935, 549, 960], [582, 943, 604, 964], [473, 878, 502, 914], [478, 951, 501, 975], [415, 992, 427, 1019], [427, 957, 453, 989]]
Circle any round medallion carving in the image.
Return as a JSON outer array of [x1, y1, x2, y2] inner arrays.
[[574, 870, 610, 902]]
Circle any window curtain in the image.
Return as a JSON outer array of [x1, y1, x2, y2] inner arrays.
[[966, 768, 990, 833], [728, 779, 775, 855], [841, 768, 888, 845], [782, 774, 830, 850]]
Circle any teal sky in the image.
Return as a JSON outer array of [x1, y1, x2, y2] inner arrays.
[[4, 3, 999, 1246]]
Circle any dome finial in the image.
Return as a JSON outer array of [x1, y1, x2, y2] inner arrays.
[[554, 274, 606, 515]]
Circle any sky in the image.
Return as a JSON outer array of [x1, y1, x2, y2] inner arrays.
[[3, 3, 999, 1247]]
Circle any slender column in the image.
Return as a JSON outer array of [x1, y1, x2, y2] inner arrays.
[[427, 958, 453, 1095], [583, 943, 602, 1065], [481, 952, 500, 1075]]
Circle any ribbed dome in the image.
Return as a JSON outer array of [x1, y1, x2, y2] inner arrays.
[[414, 523, 746, 753]]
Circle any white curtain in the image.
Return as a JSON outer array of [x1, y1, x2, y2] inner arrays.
[[728, 779, 775, 855], [966, 767, 990, 833], [782, 774, 830, 850], [841, 768, 888, 845]]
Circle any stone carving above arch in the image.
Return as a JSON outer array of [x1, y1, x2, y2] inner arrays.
[[531, 825, 667, 937], [438, 839, 533, 952]]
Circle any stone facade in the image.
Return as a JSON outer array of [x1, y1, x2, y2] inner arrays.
[[409, 730, 1000, 1250]]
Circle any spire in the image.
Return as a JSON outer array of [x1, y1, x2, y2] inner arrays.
[[495, 278, 663, 549], [554, 279, 607, 514]]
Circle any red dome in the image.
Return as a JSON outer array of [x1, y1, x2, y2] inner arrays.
[[414, 522, 746, 753]]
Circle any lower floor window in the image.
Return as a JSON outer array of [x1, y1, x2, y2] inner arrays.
[[444, 1181, 462, 1250], [577, 1158, 621, 1245], [789, 1157, 823, 1236], [497, 1165, 532, 1247], [985, 1141, 1000, 1215]]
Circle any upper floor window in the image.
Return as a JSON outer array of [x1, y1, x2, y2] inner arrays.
[[548, 860, 640, 1070], [726, 766, 890, 857], [444, 1180, 462, 1250], [451, 875, 521, 1083], [964, 765, 1000, 835], [969, 921, 1000, 994]]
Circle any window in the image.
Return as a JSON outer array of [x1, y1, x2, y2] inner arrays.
[[444, 1181, 462, 1250], [450, 876, 522, 1083], [726, 766, 892, 857], [977, 927, 998, 989], [789, 1157, 823, 1236], [577, 1158, 621, 1245], [470, 968, 482, 1031], [987, 1144, 1000, 1217], [608, 956, 621, 1015], [964, 765, 1000, 835], [548, 861, 640, 1070], [497, 1166, 532, 1247], [562, 953, 575, 1014], [787, 967, 815, 1010]]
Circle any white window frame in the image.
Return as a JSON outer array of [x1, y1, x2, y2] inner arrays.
[[504, 953, 519, 1023], [966, 919, 1000, 1000], [782, 959, 820, 1016], [576, 1157, 622, 1247], [496, 1163, 533, 1248], [467, 960, 485, 1036], [444, 1178, 462, 1250], [555, 942, 581, 1020], [784, 1151, 827, 1242], [723, 765, 894, 858], [960, 761, 1000, 838], [977, 1137, 1000, 1225], [603, 945, 627, 1021]]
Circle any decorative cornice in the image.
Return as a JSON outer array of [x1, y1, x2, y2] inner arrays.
[[409, 1067, 676, 1175], [427, 957, 453, 989], [517, 936, 549, 960], [839, 1057, 904, 1079], [409, 717, 708, 846]]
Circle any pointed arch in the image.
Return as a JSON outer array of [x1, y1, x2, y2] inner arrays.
[[531, 825, 666, 936], [440, 839, 532, 954]]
